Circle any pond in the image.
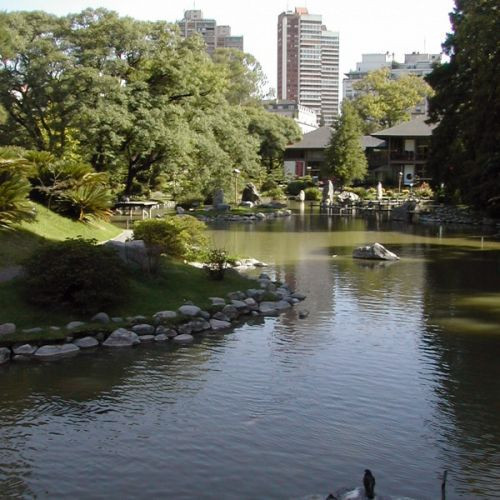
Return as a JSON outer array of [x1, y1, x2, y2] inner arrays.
[[1, 210, 499, 499]]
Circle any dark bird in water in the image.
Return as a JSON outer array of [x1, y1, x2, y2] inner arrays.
[[363, 469, 376, 499]]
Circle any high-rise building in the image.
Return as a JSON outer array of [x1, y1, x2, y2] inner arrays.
[[177, 11, 243, 54], [216, 26, 244, 51], [277, 7, 339, 126], [343, 52, 442, 113]]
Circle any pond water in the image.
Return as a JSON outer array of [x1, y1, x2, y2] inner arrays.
[[1, 210, 499, 499]]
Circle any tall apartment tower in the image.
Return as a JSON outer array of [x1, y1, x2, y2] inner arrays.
[[277, 7, 339, 126], [177, 11, 244, 54]]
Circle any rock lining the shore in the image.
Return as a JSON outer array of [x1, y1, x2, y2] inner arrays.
[[0, 278, 307, 366]]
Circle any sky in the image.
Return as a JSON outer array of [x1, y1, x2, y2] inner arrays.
[[1, 0, 456, 96]]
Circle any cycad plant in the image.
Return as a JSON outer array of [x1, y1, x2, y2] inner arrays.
[[0, 149, 34, 229]]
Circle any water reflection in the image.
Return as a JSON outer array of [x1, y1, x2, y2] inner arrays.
[[0, 213, 499, 498]]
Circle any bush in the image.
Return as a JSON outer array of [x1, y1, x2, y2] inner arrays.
[[348, 187, 368, 199], [261, 178, 278, 192], [204, 248, 230, 280], [263, 186, 286, 201], [134, 216, 208, 271], [415, 181, 434, 199], [24, 238, 129, 313], [304, 187, 321, 201], [286, 176, 315, 196]]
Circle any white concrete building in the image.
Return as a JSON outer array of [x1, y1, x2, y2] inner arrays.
[[264, 100, 318, 134]]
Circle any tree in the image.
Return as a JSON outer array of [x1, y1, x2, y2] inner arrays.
[[246, 106, 302, 172], [426, 0, 500, 213], [352, 68, 433, 133], [0, 148, 34, 229], [325, 101, 367, 186]]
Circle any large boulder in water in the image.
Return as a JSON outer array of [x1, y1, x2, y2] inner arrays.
[[352, 242, 399, 261]]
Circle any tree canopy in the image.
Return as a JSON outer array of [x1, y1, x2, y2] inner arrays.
[[0, 9, 299, 202], [426, 0, 500, 213], [352, 68, 432, 133], [325, 101, 367, 186]]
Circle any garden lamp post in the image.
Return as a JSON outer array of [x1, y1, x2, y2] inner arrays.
[[233, 168, 240, 205], [398, 171, 403, 196]]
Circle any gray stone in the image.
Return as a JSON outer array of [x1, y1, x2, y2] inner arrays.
[[241, 183, 261, 204], [222, 305, 239, 320], [255, 212, 266, 220], [91, 312, 110, 324], [65, 336, 74, 343], [227, 291, 246, 301], [132, 324, 155, 335], [66, 321, 85, 330], [244, 297, 258, 310], [239, 201, 254, 208], [13, 344, 37, 356], [259, 302, 279, 316], [213, 188, 225, 207], [73, 336, 99, 349], [259, 273, 271, 280], [0, 347, 11, 364], [102, 328, 140, 348], [298, 310, 310, 319], [275, 300, 292, 311], [154, 334, 168, 342], [155, 325, 176, 337], [49, 326, 61, 332], [337, 190, 359, 204], [215, 203, 231, 212], [138, 334, 155, 343], [0, 323, 16, 336], [212, 312, 230, 322], [178, 305, 201, 317], [177, 323, 193, 335], [111, 317, 124, 323], [210, 319, 232, 330], [189, 319, 210, 333], [106, 239, 148, 270], [199, 310, 211, 320], [231, 300, 248, 311], [352, 242, 399, 261], [21, 327, 43, 334], [173, 334, 194, 343], [96, 332, 105, 342], [209, 297, 226, 306], [291, 292, 307, 301], [153, 310, 177, 323], [34, 344, 80, 360]]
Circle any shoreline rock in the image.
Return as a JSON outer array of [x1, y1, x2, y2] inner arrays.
[[353, 243, 399, 261]]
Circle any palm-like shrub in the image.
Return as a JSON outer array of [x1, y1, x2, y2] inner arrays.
[[0, 149, 34, 229]]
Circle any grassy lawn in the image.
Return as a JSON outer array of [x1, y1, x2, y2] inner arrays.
[[0, 258, 257, 343], [0, 203, 121, 266]]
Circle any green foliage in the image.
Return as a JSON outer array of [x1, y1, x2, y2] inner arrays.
[[24, 238, 129, 313], [134, 216, 208, 272], [263, 186, 286, 201], [304, 187, 321, 201], [0, 148, 34, 229], [286, 176, 315, 195], [352, 68, 433, 133], [426, 0, 500, 213], [325, 101, 368, 186], [415, 182, 434, 199], [204, 248, 230, 280]]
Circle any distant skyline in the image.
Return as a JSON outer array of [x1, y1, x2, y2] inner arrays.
[[1, 0, 455, 96]]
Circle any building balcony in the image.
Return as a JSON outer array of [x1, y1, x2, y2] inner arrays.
[[389, 151, 428, 162]]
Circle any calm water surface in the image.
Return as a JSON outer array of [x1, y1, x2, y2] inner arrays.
[[1, 210, 500, 499]]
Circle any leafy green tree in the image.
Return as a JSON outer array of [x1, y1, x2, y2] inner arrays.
[[426, 0, 500, 213], [246, 106, 302, 172], [0, 148, 34, 229], [325, 101, 367, 186], [352, 68, 433, 133], [212, 49, 266, 105]]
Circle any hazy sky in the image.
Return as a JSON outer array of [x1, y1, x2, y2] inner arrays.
[[1, 0, 455, 95]]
